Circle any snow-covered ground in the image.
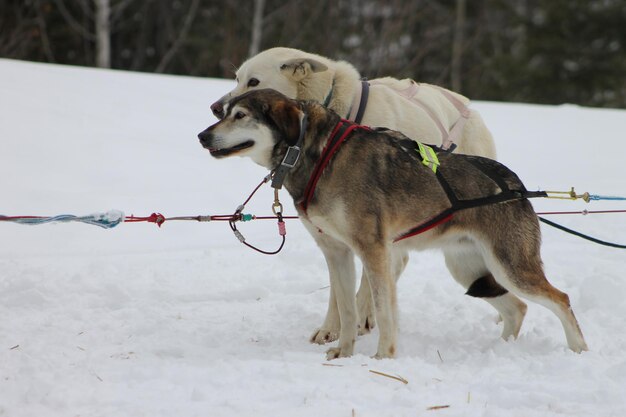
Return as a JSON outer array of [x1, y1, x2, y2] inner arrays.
[[1, 58, 625, 417]]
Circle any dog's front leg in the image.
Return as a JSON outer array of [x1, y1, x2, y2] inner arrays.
[[356, 249, 409, 335], [359, 243, 397, 359], [310, 284, 341, 345], [312, 234, 358, 359]]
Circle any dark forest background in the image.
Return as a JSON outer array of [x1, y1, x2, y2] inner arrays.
[[1, 0, 625, 108]]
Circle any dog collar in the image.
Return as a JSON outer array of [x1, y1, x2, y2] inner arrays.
[[271, 113, 308, 190]]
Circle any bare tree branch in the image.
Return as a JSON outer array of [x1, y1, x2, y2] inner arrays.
[[34, 0, 56, 62], [53, 0, 96, 40], [155, 0, 201, 73], [0, 5, 37, 57], [111, 0, 134, 23]]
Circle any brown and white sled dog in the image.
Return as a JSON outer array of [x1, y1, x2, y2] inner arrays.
[[198, 89, 588, 358], [210, 47, 497, 344]]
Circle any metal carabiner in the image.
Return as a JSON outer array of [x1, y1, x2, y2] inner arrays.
[[272, 189, 284, 216]]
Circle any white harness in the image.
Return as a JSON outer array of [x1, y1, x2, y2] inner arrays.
[[347, 80, 471, 152]]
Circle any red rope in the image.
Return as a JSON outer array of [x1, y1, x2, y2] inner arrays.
[[536, 209, 626, 216], [124, 213, 166, 227], [122, 213, 300, 227], [253, 215, 299, 220], [124, 175, 298, 232]]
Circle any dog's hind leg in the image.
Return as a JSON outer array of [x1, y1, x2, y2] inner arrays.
[[356, 269, 375, 335], [479, 238, 588, 353], [444, 243, 527, 340]]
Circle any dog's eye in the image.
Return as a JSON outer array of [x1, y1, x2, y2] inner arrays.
[[247, 78, 260, 87], [234, 111, 246, 120]]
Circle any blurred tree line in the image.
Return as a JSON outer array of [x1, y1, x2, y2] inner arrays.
[[1, 0, 625, 108]]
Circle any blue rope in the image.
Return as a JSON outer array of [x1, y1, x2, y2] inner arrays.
[[0, 210, 124, 229], [588, 194, 626, 201]]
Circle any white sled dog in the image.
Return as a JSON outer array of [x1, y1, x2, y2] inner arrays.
[[198, 90, 588, 358], [211, 47, 498, 345]]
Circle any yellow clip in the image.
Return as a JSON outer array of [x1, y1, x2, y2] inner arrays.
[[417, 143, 439, 173], [544, 187, 591, 203]]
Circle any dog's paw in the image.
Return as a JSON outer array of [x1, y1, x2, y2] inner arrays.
[[326, 346, 353, 360], [372, 345, 396, 359], [570, 340, 589, 354], [357, 315, 375, 336], [310, 328, 339, 345]]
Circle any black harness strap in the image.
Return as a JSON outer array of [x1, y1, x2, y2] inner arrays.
[[394, 142, 548, 242], [354, 81, 370, 125], [465, 158, 512, 196], [323, 78, 336, 107], [435, 169, 460, 206]]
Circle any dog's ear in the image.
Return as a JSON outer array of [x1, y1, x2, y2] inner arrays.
[[280, 58, 328, 81], [266, 98, 305, 146]]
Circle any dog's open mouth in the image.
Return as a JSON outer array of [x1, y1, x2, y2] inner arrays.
[[208, 140, 254, 157]]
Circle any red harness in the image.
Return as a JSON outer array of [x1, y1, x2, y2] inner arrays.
[[300, 119, 370, 214], [298, 118, 455, 241]]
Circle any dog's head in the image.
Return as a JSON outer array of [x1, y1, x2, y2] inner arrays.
[[198, 89, 306, 169], [210, 47, 328, 119]]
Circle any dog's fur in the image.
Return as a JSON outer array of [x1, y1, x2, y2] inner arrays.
[[198, 90, 588, 358], [210, 47, 498, 344]]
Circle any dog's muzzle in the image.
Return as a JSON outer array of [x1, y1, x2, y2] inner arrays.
[[197, 130, 254, 158]]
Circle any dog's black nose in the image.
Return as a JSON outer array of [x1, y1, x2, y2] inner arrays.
[[198, 130, 211, 146], [211, 101, 225, 119]]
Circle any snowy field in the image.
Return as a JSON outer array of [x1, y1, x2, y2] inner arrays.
[[1, 58, 625, 417]]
